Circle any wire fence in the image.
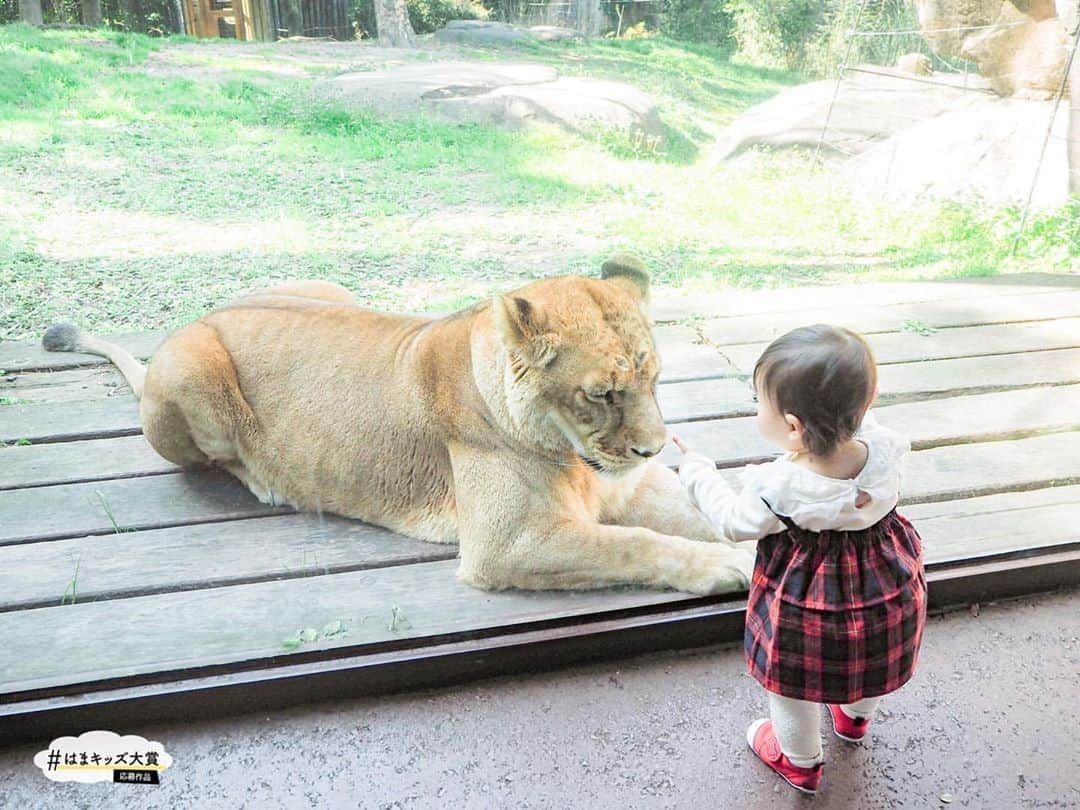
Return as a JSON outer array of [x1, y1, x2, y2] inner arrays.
[[817, 1, 1079, 251]]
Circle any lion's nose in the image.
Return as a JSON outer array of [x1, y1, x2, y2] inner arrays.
[[632, 442, 664, 459]]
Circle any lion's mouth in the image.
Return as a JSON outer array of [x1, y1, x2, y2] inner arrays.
[[578, 454, 606, 473]]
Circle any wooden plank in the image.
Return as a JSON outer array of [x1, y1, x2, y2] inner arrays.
[[0, 323, 735, 381], [0, 436, 177, 490], [1, 366, 131, 405], [0, 471, 285, 546], [652, 325, 736, 382], [7, 384, 1079, 491], [910, 485, 1080, 564], [903, 483, 1080, 521], [699, 290, 1080, 348], [0, 332, 164, 373], [1, 397, 140, 445], [12, 278, 1070, 368], [3, 479, 1075, 617], [0, 514, 457, 613], [876, 347, 1080, 403], [720, 317, 1080, 371], [693, 432, 1080, 506], [650, 272, 1080, 322], [6, 347, 1080, 461], [4, 492, 1077, 697], [660, 385, 1080, 468], [871, 384, 1080, 449], [0, 558, 694, 694], [657, 377, 752, 423], [900, 433, 1080, 504], [4, 548, 1077, 737]]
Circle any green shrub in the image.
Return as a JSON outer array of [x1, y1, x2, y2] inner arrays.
[[350, 0, 486, 37], [656, 0, 735, 49], [727, 0, 920, 77], [407, 0, 487, 32], [0, 0, 180, 33], [726, 0, 825, 72]]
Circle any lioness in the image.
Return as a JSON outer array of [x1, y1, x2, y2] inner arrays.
[[43, 256, 753, 594]]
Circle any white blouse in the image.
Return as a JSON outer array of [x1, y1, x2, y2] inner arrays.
[[678, 412, 911, 541]]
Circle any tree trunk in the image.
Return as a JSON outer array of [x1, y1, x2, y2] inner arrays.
[[118, 0, 138, 28], [280, 0, 302, 36], [18, 0, 44, 25], [81, 0, 102, 26], [373, 0, 415, 46], [571, 0, 601, 36], [1068, 11, 1080, 194]]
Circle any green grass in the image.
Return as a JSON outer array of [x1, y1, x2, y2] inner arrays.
[[0, 24, 1075, 340]]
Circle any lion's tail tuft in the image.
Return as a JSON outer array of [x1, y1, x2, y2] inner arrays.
[[42, 322, 84, 353]]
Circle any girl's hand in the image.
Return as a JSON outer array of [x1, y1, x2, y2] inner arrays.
[[671, 434, 692, 456]]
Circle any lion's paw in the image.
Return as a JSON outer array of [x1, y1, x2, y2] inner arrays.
[[678, 546, 755, 595]]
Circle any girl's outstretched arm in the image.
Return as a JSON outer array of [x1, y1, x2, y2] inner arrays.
[[672, 436, 784, 542]]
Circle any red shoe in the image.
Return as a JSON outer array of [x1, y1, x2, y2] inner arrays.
[[827, 704, 871, 742], [746, 719, 823, 794]]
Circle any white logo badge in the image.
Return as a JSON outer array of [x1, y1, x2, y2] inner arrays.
[[34, 730, 173, 783]]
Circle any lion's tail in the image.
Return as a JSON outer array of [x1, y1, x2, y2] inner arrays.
[[42, 323, 147, 400]]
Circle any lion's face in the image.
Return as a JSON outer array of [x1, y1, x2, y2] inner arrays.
[[491, 256, 667, 475]]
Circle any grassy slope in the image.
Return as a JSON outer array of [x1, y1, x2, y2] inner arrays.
[[0, 24, 1076, 340]]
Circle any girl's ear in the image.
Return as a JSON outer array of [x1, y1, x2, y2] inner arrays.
[[784, 413, 805, 446]]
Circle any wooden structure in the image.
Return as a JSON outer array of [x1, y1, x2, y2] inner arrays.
[[181, 0, 351, 41], [1, 273, 1078, 737]]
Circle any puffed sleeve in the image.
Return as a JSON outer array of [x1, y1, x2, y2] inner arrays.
[[678, 452, 784, 542]]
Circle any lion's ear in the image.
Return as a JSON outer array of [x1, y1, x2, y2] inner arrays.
[[601, 253, 650, 302], [492, 294, 560, 368]]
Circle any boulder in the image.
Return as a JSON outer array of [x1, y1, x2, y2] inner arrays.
[[433, 20, 532, 45], [527, 25, 584, 41], [845, 95, 1069, 206], [316, 61, 664, 141], [711, 68, 990, 160], [712, 67, 1070, 207], [913, 0, 1003, 58], [914, 0, 1072, 98], [960, 3, 1071, 98]]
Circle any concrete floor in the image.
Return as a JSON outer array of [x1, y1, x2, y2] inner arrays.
[[1, 588, 1077, 810]]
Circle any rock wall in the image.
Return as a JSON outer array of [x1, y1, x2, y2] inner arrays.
[[915, 0, 1073, 99]]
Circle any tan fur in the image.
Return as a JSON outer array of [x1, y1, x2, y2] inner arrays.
[[54, 269, 753, 594]]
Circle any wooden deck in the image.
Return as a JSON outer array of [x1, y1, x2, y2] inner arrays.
[[2, 273, 1079, 736]]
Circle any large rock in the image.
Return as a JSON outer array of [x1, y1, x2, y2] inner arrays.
[[711, 68, 991, 160], [316, 61, 664, 141], [713, 69, 1069, 207], [914, 0, 1003, 57], [433, 20, 532, 45], [914, 0, 1071, 97], [845, 95, 1068, 206], [527, 25, 584, 41], [961, 3, 1071, 98]]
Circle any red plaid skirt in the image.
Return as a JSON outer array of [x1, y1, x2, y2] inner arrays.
[[744, 506, 926, 704]]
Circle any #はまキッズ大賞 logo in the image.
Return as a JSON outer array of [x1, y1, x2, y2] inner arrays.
[[34, 730, 173, 784]]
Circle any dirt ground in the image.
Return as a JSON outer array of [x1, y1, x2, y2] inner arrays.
[[1, 587, 1077, 809]]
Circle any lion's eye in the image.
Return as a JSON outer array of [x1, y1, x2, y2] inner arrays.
[[585, 388, 615, 405]]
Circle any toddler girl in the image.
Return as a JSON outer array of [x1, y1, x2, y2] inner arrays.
[[673, 324, 926, 795]]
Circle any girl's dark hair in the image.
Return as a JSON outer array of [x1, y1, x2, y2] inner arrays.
[[752, 324, 877, 458]]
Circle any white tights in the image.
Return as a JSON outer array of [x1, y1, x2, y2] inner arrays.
[[768, 693, 882, 768]]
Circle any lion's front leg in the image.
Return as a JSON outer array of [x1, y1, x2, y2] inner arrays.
[[464, 518, 751, 596], [601, 461, 728, 544], [451, 447, 751, 596]]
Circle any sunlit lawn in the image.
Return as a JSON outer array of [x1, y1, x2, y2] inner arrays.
[[0, 23, 1076, 340]]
